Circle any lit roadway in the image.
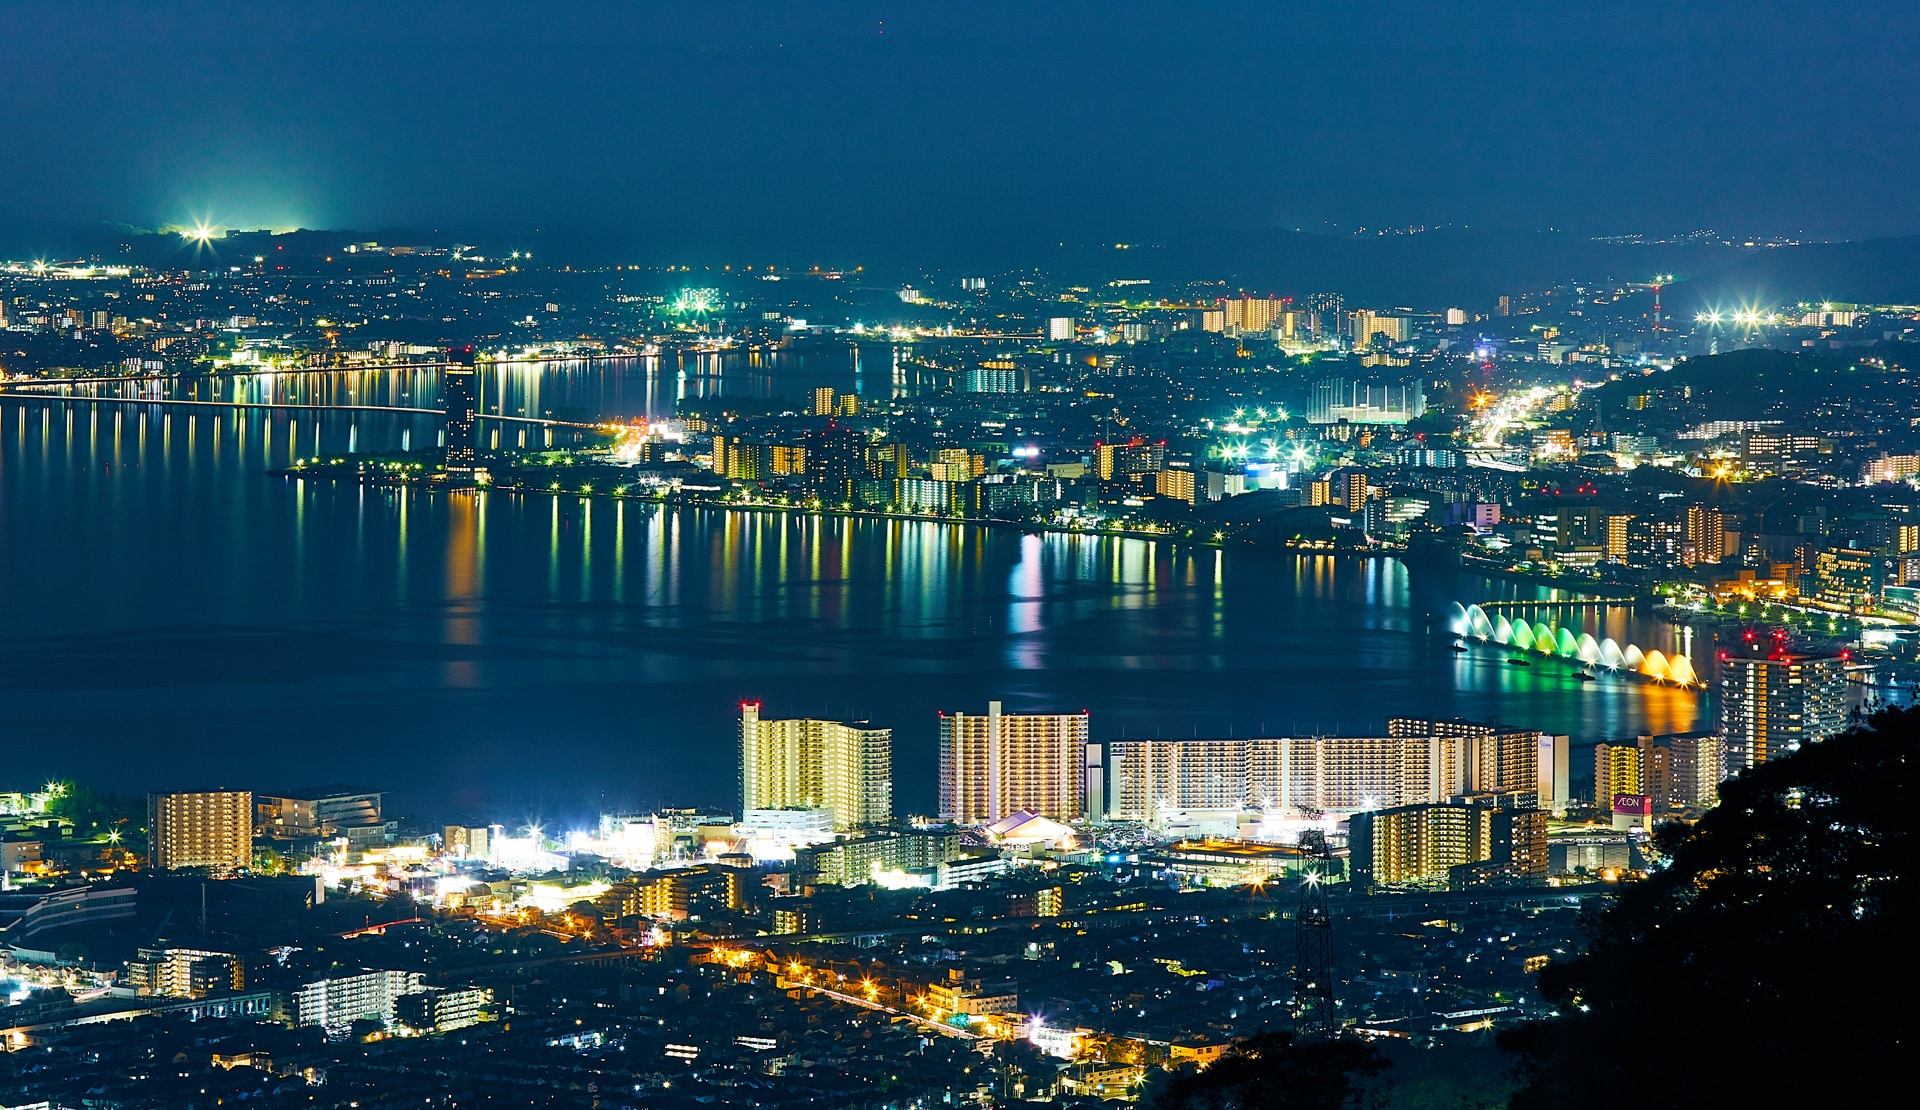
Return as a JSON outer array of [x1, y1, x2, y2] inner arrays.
[[787, 977, 984, 1041]]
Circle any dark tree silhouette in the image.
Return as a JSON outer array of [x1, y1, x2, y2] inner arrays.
[[1151, 1031, 1391, 1110], [1503, 706, 1916, 1107]]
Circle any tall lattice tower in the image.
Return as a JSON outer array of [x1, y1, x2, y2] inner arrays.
[[1294, 831, 1337, 1040]]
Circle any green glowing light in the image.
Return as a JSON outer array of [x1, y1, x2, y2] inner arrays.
[[668, 287, 720, 316]]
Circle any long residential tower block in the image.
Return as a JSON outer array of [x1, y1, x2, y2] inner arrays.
[[939, 701, 1090, 824], [147, 789, 253, 873], [1106, 717, 1569, 824], [739, 703, 892, 831]]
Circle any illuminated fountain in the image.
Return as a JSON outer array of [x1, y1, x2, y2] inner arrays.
[[1446, 602, 1701, 687]]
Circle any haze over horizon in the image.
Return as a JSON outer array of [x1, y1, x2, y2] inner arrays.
[[5, 1, 1919, 248]]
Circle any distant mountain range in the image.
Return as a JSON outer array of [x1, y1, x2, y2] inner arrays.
[[4, 220, 1916, 310], [1029, 228, 1920, 311]]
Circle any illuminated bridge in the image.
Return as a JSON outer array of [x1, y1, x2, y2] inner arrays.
[[1469, 598, 1637, 610], [0, 391, 592, 429], [1446, 601, 1702, 687]]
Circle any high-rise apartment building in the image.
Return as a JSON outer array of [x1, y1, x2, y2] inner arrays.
[[1812, 548, 1878, 611], [1046, 317, 1076, 341], [1685, 505, 1726, 564], [147, 790, 252, 873], [870, 442, 914, 479], [394, 986, 493, 1034], [1109, 734, 1430, 823], [1665, 731, 1725, 809], [126, 947, 244, 999], [1218, 295, 1283, 333], [1349, 801, 1547, 887], [965, 360, 1021, 393], [1593, 741, 1643, 811], [739, 703, 891, 831], [1388, 717, 1562, 802], [935, 448, 986, 480], [281, 969, 427, 1029], [770, 443, 809, 476], [1604, 513, 1635, 563], [810, 386, 836, 416], [1342, 472, 1369, 514], [1351, 798, 1482, 887], [712, 435, 768, 480], [1642, 739, 1672, 813], [1304, 292, 1344, 337], [1092, 438, 1166, 483], [442, 346, 478, 479], [939, 702, 1089, 824], [1104, 722, 1568, 823], [806, 424, 866, 503], [1346, 310, 1411, 348], [1718, 650, 1849, 771], [1154, 468, 1197, 504]]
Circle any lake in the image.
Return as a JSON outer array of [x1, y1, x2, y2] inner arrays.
[[0, 367, 1707, 824]]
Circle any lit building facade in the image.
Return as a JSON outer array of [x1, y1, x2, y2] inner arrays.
[[279, 969, 426, 1029], [739, 703, 891, 831], [1388, 717, 1567, 805], [443, 825, 492, 859], [1093, 438, 1166, 483], [442, 347, 478, 478], [939, 701, 1089, 824], [1593, 742, 1643, 811], [256, 786, 384, 837], [1812, 548, 1878, 611], [1666, 731, 1726, 809], [1105, 721, 1568, 824], [147, 790, 252, 873], [1154, 468, 1197, 503], [394, 986, 492, 1033], [1218, 295, 1284, 333], [1349, 802, 1547, 887], [1346, 310, 1411, 348], [1718, 651, 1849, 771], [1350, 803, 1482, 885], [127, 947, 244, 999], [1685, 505, 1726, 564]]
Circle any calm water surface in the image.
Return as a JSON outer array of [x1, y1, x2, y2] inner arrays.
[[0, 378, 1706, 822]]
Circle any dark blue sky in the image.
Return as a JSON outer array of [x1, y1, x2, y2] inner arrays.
[[4, 2, 1917, 245]]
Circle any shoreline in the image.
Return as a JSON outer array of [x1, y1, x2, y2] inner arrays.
[[290, 470, 1709, 612], [289, 469, 1699, 611], [284, 468, 1420, 558]]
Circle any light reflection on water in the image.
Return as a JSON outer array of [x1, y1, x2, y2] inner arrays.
[[26, 343, 920, 421], [0, 392, 1706, 818]]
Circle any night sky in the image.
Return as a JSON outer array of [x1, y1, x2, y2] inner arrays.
[[3, 2, 1917, 247]]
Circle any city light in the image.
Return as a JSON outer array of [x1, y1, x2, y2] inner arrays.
[[0, 10, 1903, 1108], [668, 287, 719, 316]]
